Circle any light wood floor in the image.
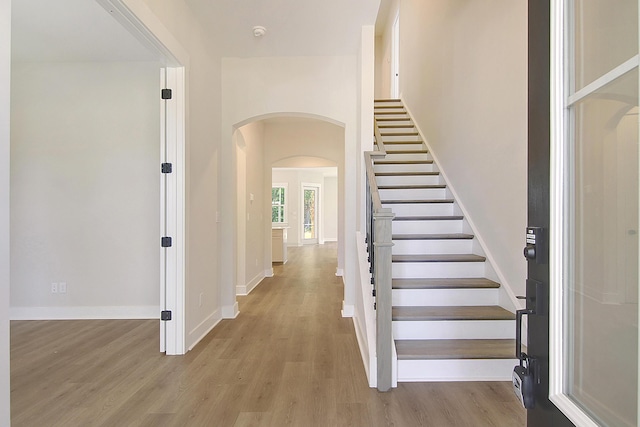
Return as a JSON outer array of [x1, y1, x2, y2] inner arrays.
[[11, 243, 525, 426]]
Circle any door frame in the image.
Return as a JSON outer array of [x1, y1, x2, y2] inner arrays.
[[97, 0, 188, 355]]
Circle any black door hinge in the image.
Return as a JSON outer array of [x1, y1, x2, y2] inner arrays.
[[161, 88, 172, 100], [161, 310, 172, 321], [161, 163, 172, 174], [161, 236, 172, 248]]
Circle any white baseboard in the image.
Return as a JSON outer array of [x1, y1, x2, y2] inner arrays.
[[265, 268, 274, 278], [335, 268, 344, 277], [341, 302, 355, 317], [222, 301, 239, 319], [324, 238, 338, 242], [9, 305, 159, 320], [236, 272, 265, 296], [187, 308, 222, 351]]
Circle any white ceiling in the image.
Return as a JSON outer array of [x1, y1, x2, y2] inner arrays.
[[185, 0, 381, 57], [12, 0, 382, 62], [11, 0, 159, 62]]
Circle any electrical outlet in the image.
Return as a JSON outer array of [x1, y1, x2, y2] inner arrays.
[[59, 282, 67, 293], [51, 283, 58, 293]]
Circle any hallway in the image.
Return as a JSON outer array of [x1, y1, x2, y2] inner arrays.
[[10, 244, 525, 426]]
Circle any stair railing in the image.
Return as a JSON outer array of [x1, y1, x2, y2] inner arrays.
[[365, 119, 395, 392]]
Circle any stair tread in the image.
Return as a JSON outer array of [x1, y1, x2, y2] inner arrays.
[[393, 305, 515, 321], [394, 215, 464, 221], [375, 111, 408, 115], [395, 339, 516, 360], [378, 124, 416, 128], [374, 160, 433, 165], [382, 140, 423, 145], [374, 105, 405, 109], [392, 254, 486, 263], [375, 98, 402, 102], [375, 117, 411, 121], [392, 278, 500, 289], [385, 152, 428, 154], [380, 132, 419, 136], [382, 199, 453, 204], [392, 233, 474, 240], [378, 185, 446, 190], [375, 171, 439, 176]]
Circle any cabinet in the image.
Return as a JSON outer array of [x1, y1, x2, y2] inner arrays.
[[272, 227, 288, 263]]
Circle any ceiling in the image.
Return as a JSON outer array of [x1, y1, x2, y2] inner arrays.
[[185, 0, 381, 57], [12, 0, 382, 62]]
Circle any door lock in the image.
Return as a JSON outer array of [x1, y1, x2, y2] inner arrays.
[[523, 227, 545, 264]]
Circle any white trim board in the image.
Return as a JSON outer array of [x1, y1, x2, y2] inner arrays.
[[236, 272, 265, 296]]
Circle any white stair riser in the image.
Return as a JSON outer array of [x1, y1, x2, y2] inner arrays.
[[375, 114, 410, 121], [375, 108, 406, 114], [385, 204, 454, 217], [392, 220, 463, 234], [393, 319, 513, 339], [376, 175, 442, 186], [382, 135, 422, 143], [393, 288, 499, 307], [392, 239, 472, 254], [380, 188, 447, 199], [384, 143, 424, 151], [374, 164, 436, 173], [397, 358, 518, 382], [392, 261, 485, 278], [375, 120, 413, 126], [382, 153, 432, 161]]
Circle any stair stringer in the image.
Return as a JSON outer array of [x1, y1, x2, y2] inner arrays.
[[400, 99, 523, 314]]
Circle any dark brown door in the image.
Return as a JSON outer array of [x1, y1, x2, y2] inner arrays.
[[526, 1, 575, 425]]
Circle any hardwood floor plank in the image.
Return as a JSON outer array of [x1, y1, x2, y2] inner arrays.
[[11, 243, 525, 426]]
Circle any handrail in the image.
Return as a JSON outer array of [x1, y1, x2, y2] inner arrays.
[[365, 118, 395, 392]]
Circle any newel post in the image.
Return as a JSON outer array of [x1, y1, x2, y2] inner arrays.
[[374, 208, 395, 392]]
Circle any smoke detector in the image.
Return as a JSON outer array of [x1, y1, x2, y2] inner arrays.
[[253, 26, 267, 37]]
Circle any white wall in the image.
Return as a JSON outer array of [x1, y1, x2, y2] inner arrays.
[[323, 176, 338, 241], [377, 0, 528, 301], [10, 61, 160, 319], [130, 0, 224, 347], [0, 0, 10, 422], [238, 121, 265, 291], [221, 57, 358, 315]]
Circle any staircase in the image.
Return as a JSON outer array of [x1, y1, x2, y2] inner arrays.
[[373, 99, 518, 382]]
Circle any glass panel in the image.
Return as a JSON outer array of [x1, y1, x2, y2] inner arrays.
[[572, 0, 638, 91], [567, 68, 639, 426], [304, 188, 316, 239]]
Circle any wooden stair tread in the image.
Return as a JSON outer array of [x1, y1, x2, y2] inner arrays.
[[378, 124, 416, 128], [382, 149, 426, 154], [392, 233, 473, 240], [392, 254, 486, 263], [392, 278, 500, 289], [394, 215, 463, 221], [392, 306, 515, 321], [374, 160, 433, 165], [375, 98, 402, 102], [380, 132, 419, 136], [374, 105, 405, 109], [383, 199, 453, 204], [375, 171, 439, 177], [375, 118, 411, 122], [383, 140, 423, 145], [378, 185, 446, 190], [375, 111, 408, 115], [395, 339, 516, 360]]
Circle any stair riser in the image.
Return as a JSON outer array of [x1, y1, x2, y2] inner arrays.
[[382, 135, 422, 143], [382, 153, 431, 161], [375, 114, 410, 120], [375, 108, 407, 114], [392, 239, 472, 254], [392, 262, 485, 278], [397, 359, 518, 382], [376, 175, 442, 186], [386, 204, 454, 217], [392, 220, 463, 234], [374, 164, 436, 173], [375, 120, 413, 126], [383, 143, 425, 151], [380, 188, 447, 199], [393, 288, 499, 307], [393, 319, 513, 339]]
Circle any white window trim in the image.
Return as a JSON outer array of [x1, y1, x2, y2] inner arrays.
[[272, 183, 288, 226]]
